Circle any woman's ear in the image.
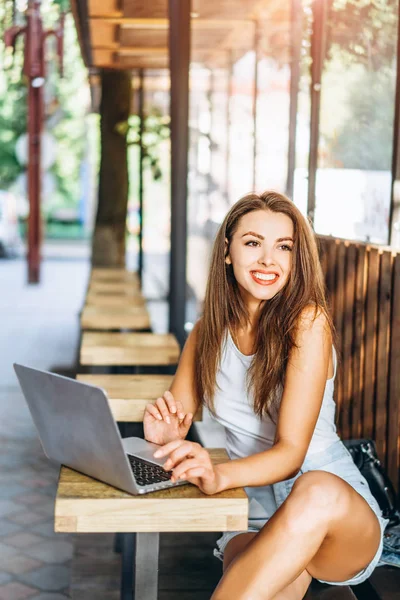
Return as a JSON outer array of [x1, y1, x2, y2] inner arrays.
[[224, 238, 231, 265]]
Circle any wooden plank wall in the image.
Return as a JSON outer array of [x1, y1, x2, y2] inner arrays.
[[318, 236, 400, 493]]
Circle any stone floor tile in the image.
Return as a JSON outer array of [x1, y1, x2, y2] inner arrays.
[[0, 581, 38, 600], [19, 566, 70, 592], [0, 541, 19, 558], [3, 532, 46, 549], [14, 493, 49, 506], [30, 595, 69, 600], [24, 540, 73, 564], [23, 479, 54, 489], [32, 502, 54, 517], [0, 555, 43, 574], [0, 500, 24, 518], [8, 511, 47, 526], [0, 484, 27, 499], [30, 523, 70, 542], [0, 520, 21, 536]]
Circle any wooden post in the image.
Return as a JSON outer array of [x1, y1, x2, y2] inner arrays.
[[92, 70, 132, 267], [168, 0, 191, 347], [4, 0, 64, 283], [389, 0, 400, 246], [138, 69, 144, 282], [252, 21, 259, 191], [286, 0, 302, 200], [307, 0, 328, 224], [225, 51, 234, 204]]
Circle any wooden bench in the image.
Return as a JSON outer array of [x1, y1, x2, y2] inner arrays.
[[90, 268, 140, 284], [75, 374, 202, 422], [80, 332, 180, 368], [191, 412, 400, 600], [80, 305, 151, 331], [85, 293, 146, 307], [55, 449, 248, 600], [88, 280, 140, 295]]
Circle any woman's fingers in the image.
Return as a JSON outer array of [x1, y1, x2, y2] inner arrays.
[[153, 438, 191, 458], [183, 413, 193, 427], [163, 391, 177, 416], [163, 442, 206, 470], [144, 403, 162, 421], [174, 399, 185, 420], [171, 459, 207, 481], [155, 396, 171, 424]]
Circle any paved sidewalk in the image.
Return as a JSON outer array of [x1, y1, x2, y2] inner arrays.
[[0, 256, 89, 600]]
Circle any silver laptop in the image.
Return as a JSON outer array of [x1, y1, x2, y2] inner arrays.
[[13, 363, 188, 495]]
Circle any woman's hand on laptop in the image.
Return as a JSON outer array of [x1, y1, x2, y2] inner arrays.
[[153, 440, 223, 495], [143, 391, 193, 445]]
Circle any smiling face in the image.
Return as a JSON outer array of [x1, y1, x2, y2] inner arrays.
[[225, 209, 294, 307]]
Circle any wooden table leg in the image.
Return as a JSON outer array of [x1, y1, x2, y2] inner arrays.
[[120, 532, 160, 600]]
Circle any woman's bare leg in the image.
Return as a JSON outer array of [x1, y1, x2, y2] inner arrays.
[[222, 533, 312, 600], [211, 471, 381, 600]]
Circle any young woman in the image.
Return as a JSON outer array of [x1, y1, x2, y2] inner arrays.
[[143, 191, 389, 600]]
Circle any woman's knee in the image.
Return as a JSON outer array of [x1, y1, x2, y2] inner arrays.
[[282, 471, 350, 532]]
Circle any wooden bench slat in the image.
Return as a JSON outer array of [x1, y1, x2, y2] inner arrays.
[[90, 268, 140, 284], [363, 248, 379, 440], [88, 281, 140, 294], [80, 332, 180, 366], [75, 374, 202, 422], [85, 294, 146, 307], [80, 306, 151, 330]]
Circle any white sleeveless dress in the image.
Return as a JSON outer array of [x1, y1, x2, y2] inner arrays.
[[211, 331, 389, 586]]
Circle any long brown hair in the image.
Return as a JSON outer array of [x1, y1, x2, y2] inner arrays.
[[194, 191, 335, 419]]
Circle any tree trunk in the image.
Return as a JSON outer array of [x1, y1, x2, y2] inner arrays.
[[92, 69, 132, 267]]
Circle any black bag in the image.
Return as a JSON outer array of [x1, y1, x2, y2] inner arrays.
[[343, 439, 400, 527]]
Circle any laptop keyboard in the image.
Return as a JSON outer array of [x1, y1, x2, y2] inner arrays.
[[127, 454, 173, 487]]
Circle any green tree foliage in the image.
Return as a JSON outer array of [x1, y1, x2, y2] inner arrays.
[[330, 68, 395, 169], [327, 0, 397, 71], [321, 0, 397, 169], [127, 111, 170, 181], [0, 1, 26, 188], [0, 0, 88, 213]]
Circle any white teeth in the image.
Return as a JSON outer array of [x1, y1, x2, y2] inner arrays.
[[253, 272, 277, 281]]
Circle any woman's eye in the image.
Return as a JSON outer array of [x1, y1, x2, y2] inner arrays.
[[279, 245, 293, 251], [245, 240, 259, 247]]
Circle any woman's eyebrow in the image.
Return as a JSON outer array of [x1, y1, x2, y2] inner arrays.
[[241, 232, 294, 243], [241, 231, 264, 239]]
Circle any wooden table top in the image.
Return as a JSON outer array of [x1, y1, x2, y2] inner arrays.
[[76, 374, 202, 422], [88, 281, 140, 294], [55, 449, 248, 533], [90, 268, 140, 283], [80, 332, 181, 366], [80, 306, 151, 331], [85, 294, 146, 307]]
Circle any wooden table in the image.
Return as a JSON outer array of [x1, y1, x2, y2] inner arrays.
[[76, 374, 202, 422], [80, 306, 151, 331], [85, 294, 146, 308], [55, 449, 248, 600], [80, 332, 180, 367], [88, 281, 140, 295], [90, 269, 140, 284]]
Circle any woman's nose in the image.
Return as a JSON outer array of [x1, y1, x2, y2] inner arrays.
[[258, 251, 275, 266]]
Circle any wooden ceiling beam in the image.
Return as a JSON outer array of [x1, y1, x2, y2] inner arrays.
[[89, 17, 254, 29], [117, 47, 168, 56]]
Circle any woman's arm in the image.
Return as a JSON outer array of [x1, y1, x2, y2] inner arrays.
[[143, 321, 200, 444], [167, 320, 201, 416], [214, 307, 332, 491]]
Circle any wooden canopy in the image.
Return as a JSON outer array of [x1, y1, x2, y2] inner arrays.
[[71, 0, 290, 73]]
